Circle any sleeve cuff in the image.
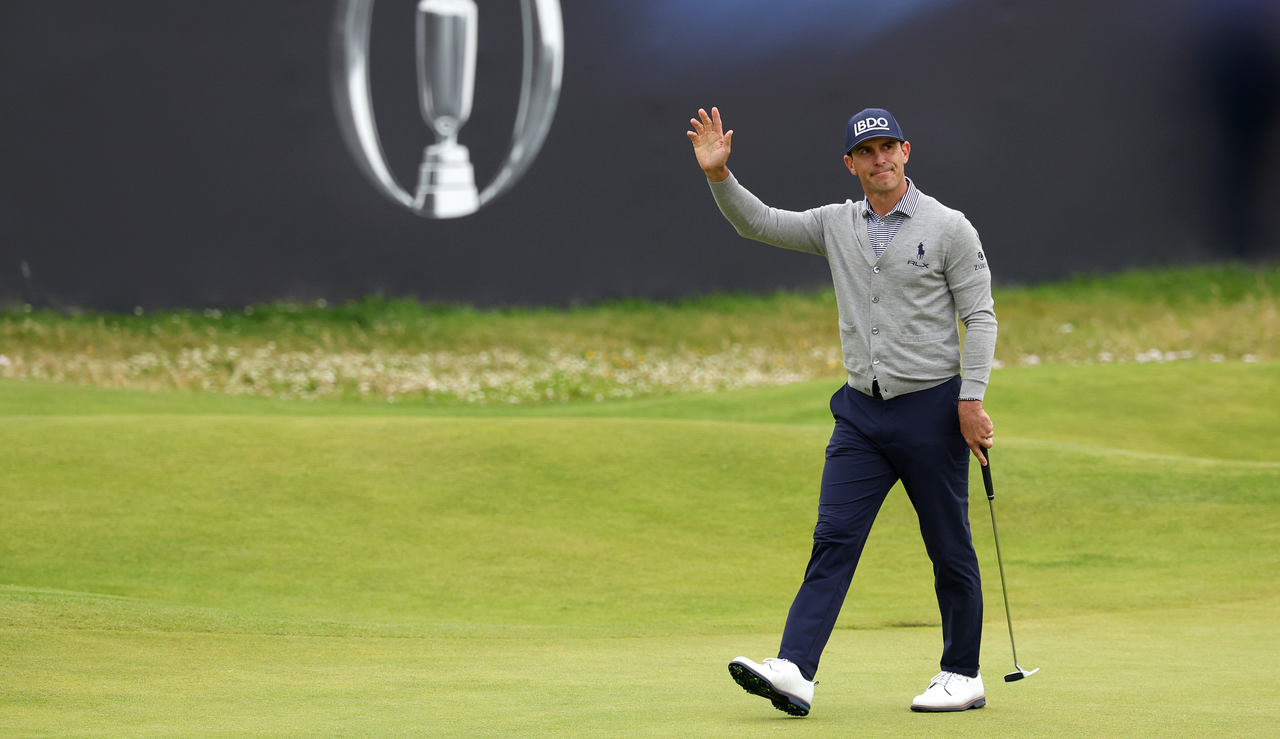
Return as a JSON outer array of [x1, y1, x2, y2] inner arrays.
[[706, 171, 737, 189], [959, 378, 988, 402]]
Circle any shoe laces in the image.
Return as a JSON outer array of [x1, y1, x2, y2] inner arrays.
[[763, 659, 816, 684], [929, 671, 963, 694]]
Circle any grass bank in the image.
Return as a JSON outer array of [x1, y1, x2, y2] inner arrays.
[[0, 264, 1276, 404]]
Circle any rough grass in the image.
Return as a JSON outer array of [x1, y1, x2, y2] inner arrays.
[[995, 264, 1280, 366], [0, 264, 1276, 404], [1, 361, 1278, 737]]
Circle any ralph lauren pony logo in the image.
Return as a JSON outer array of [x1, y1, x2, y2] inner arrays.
[[907, 242, 929, 268]]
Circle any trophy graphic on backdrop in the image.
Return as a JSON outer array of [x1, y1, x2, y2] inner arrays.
[[414, 0, 479, 218], [331, 0, 563, 219]]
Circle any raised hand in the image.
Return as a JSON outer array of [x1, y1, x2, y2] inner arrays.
[[686, 107, 733, 182]]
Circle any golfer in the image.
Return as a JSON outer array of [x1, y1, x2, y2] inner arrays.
[[687, 107, 997, 714]]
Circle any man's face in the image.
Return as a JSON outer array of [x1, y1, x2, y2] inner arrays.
[[843, 137, 910, 196]]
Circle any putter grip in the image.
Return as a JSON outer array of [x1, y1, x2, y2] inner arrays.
[[980, 448, 994, 501]]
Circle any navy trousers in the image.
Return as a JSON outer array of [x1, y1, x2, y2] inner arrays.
[[777, 375, 983, 679]]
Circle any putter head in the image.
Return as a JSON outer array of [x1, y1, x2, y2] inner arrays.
[[1004, 665, 1039, 682]]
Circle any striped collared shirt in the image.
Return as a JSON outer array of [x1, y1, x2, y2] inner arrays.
[[863, 177, 920, 258]]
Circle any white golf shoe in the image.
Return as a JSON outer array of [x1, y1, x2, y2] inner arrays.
[[727, 657, 815, 717], [910, 671, 986, 712]]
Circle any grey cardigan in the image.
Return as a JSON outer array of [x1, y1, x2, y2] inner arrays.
[[709, 173, 997, 401]]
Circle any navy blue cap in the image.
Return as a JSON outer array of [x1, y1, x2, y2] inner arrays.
[[845, 108, 905, 154]]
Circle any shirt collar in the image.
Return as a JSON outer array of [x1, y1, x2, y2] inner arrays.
[[863, 177, 920, 219]]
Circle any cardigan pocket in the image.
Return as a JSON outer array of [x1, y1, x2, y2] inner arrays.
[[895, 329, 951, 344], [837, 320, 864, 373], [880, 330, 957, 382]]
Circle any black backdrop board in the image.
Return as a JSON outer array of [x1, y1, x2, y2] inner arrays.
[[1, 0, 1278, 311]]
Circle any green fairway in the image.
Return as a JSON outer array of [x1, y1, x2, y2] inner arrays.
[[2, 362, 1279, 737]]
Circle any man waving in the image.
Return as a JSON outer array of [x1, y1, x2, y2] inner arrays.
[[687, 107, 997, 714]]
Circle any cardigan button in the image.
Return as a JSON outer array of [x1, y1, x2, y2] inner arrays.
[[872, 295, 879, 303], [873, 358, 880, 365], [871, 327, 879, 335], [873, 266, 880, 274]]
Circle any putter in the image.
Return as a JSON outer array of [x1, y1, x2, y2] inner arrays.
[[979, 448, 1040, 683]]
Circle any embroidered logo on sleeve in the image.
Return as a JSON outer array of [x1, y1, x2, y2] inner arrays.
[[975, 251, 988, 271]]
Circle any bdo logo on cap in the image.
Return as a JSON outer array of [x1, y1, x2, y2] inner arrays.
[[845, 108, 903, 153], [853, 117, 890, 137]]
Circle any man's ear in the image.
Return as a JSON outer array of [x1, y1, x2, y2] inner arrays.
[[844, 154, 858, 175], [900, 141, 910, 162]]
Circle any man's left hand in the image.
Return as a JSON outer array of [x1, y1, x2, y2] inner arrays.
[[959, 400, 994, 466]]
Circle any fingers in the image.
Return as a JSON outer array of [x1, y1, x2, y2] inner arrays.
[[722, 130, 733, 149], [969, 440, 988, 466], [689, 108, 726, 148]]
